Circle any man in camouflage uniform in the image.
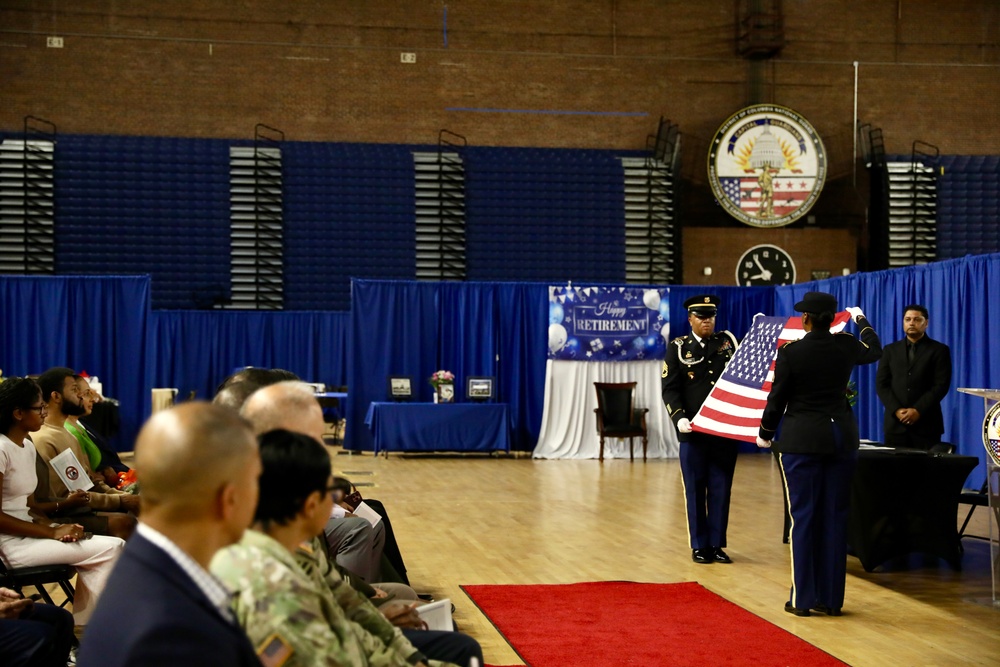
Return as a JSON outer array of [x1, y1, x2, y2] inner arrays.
[[661, 295, 741, 565], [211, 429, 463, 667]]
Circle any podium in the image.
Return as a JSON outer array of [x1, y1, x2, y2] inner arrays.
[[957, 388, 1000, 605]]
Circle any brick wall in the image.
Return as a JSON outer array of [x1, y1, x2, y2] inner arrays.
[[1, 0, 996, 278]]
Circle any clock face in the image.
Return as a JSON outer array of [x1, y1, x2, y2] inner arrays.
[[736, 244, 796, 286]]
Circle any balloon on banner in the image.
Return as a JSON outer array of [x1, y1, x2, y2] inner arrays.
[[643, 289, 661, 311], [658, 300, 670, 320], [659, 323, 671, 343], [549, 301, 564, 325], [564, 337, 580, 357], [548, 323, 568, 353]]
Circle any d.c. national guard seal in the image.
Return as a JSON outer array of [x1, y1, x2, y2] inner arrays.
[[708, 104, 826, 228]]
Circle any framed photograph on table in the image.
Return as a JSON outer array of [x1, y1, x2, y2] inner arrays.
[[466, 376, 495, 402], [387, 376, 413, 401], [437, 383, 455, 404]]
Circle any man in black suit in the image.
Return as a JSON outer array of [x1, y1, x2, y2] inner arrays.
[[875, 304, 952, 450], [662, 294, 741, 565], [78, 403, 262, 667], [757, 292, 881, 617]]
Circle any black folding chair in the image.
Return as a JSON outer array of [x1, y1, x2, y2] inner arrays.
[[0, 556, 75, 608], [958, 480, 989, 541]]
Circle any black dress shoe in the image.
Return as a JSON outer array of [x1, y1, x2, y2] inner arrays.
[[692, 548, 714, 564], [712, 548, 733, 564], [784, 602, 811, 617], [812, 604, 842, 617]]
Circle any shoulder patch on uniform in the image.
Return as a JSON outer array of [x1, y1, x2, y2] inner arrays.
[[257, 633, 294, 667], [780, 339, 799, 348]]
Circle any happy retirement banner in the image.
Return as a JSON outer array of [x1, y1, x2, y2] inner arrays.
[[547, 284, 669, 361]]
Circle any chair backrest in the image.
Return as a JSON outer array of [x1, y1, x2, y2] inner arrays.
[[594, 382, 636, 428]]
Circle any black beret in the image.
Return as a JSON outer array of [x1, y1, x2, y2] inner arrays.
[[684, 294, 720, 315], [794, 291, 838, 313]]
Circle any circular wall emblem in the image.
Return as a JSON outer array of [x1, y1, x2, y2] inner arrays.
[[983, 400, 1000, 467], [708, 104, 826, 228]]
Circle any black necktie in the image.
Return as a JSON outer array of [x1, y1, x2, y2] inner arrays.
[[907, 343, 915, 364]]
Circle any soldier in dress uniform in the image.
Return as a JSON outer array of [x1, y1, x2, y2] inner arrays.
[[756, 292, 881, 617], [661, 294, 741, 564]]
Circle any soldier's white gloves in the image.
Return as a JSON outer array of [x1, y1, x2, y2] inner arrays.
[[845, 306, 865, 323], [677, 418, 693, 433], [756, 436, 772, 449]]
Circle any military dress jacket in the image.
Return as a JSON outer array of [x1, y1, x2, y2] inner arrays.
[[661, 330, 738, 442], [759, 317, 882, 454]]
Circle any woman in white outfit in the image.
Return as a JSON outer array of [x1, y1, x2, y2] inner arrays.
[[0, 377, 124, 625]]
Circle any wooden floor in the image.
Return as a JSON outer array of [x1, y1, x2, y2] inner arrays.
[[332, 449, 999, 667]]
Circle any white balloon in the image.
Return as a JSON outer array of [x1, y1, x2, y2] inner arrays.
[[643, 289, 661, 311], [548, 323, 568, 354], [659, 323, 671, 342]]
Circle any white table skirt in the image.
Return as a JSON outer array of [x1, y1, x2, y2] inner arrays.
[[533, 359, 679, 459]]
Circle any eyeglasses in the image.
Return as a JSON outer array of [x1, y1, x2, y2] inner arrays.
[[26, 405, 47, 414]]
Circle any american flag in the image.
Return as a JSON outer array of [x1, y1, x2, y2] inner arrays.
[[720, 176, 814, 217], [691, 311, 851, 443]]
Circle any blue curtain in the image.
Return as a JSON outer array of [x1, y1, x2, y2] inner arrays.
[[148, 310, 350, 400], [776, 252, 1000, 485], [346, 280, 550, 452], [0, 275, 150, 451]]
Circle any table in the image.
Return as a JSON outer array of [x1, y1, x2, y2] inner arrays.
[[848, 449, 979, 571], [316, 392, 348, 444], [365, 402, 510, 455]]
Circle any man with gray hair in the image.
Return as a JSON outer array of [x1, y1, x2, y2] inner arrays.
[[241, 381, 386, 583]]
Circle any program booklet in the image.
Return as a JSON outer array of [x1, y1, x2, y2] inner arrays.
[[416, 598, 454, 632], [49, 448, 95, 492], [352, 501, 382, 528]]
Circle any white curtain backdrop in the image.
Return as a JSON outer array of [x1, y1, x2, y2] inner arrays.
[[533, 359, 679, 459]]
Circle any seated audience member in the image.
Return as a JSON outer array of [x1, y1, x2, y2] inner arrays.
[[241, 382, 387, 583], [77, 390, 129, 475], [212, 380, 263, 412], [29, 368, 138, 540], [64, 376, 107, 471], [220, 369, 410, 582], [240, 383, 479, 664], [0, 377, 124, 626], [212, 429, 470, 667], [78, 402, 261, 667], [0, 586, 75, 667]]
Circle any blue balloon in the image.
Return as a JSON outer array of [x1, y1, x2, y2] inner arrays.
[[549, 302, 565, 325], [564, 337, 580, 358], [658, 301, 670, 320]]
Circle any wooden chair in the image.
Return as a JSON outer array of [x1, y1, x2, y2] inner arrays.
[[0, 558, 75, 608], [593, 382, 648, 462]]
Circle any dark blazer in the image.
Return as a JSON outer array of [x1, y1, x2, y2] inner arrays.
[[661, 330, 738, 442], [78, 532, 261, 667], [875, 335, 952, 441], [760, 317, 882, 454]]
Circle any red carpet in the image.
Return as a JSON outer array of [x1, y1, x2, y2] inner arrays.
[[463, 581, 848, 667]]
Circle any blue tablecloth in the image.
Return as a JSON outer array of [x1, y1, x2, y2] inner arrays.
[[365, 402, 510, 454]]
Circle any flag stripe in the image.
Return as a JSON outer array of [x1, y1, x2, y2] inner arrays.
[[691, 311, 851, 443]]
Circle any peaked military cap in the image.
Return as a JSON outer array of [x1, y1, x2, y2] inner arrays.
[[793, 291, 838, 313], [683, 294, 720, 316]]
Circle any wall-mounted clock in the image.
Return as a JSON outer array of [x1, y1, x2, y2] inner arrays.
[[736, 244, 796, 286]]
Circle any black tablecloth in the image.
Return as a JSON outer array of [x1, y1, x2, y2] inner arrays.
[[848, 449, 979, 571]]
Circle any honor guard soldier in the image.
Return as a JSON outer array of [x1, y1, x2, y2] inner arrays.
[[661, 295, 740, 564], [756, 292, 881, 617]]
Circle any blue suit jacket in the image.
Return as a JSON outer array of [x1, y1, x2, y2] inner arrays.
[[78, 532, 261, 667]]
